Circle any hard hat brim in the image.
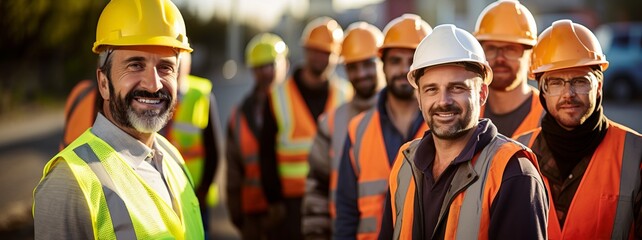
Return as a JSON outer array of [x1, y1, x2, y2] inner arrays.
[[93, 35, 193, 54]]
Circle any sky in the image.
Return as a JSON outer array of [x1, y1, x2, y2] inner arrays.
[[177, 0, 383, 30]]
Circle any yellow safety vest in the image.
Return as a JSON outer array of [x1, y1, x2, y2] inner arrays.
[[167, 75, 211, 185], [39, 130, 204, 240]]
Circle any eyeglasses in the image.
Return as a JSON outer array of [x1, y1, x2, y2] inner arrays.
[[542, 76, 595, 96], [482, 45, 524, 60]]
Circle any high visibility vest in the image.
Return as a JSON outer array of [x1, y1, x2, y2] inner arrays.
[[166, 75, 211, 187], [389, 135, 537, 240], [270, 78, 350, 197], [62, 79, 99, 149], [516, 122, 642, 239], [347, 109, 428, 240], [229, 108, 269, 213], [481, 87, 544, 138], [327, 103, 362, 218], [38, 131, 204, 240]]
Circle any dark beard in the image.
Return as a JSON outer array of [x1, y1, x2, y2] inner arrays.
[[429, 103, 473, 140], [388, 75, 414, 100]]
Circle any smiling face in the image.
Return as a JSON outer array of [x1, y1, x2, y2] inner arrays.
[[416, 64, 487, 140], [345, 57, 382, 99], [382, 48, 416, 100], [540, 66, 601, 130], [97, 46, 179, 135]]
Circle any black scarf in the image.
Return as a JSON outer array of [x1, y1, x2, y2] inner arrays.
[[539, 93, 609, 178]]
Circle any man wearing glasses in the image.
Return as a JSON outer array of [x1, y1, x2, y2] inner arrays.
[[515, 20, 642, 239], [473, 0, 544, 138]]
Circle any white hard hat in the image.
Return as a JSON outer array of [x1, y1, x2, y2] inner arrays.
[[407, 24, 493, 88]]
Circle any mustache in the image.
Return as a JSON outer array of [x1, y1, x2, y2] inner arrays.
[[125, 89, 172, 103], [491, 62, 511, 69], [556, 99, 583, 108], [391, 74, 407, 82], [430, 104, 462, 115]]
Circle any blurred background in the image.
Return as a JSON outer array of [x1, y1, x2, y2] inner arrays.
[[1, 0, 641, 239]]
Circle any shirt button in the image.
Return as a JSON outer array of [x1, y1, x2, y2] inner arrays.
[[568, 174, 573, 179]]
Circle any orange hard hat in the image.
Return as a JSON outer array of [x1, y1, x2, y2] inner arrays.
[[380, 14, 432, 51], [301, 17, 343, 54], [341, 22, 383, 64], [529, 20, 609, 79], [474, 0, 537, 46]]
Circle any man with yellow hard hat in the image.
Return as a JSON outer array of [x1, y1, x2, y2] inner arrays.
[[258, 17, 351, 240], [33, 0, 204, 238], [226, 32, 289, 240]]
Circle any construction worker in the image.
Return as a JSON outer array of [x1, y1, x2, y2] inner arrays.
[[259, 17, 350, 240], [226, 33, 289, 240], [334, 14, 432, 239], [473, 0, 544, 138], [515, 19, 642, 239], [59, 36, 222, 240], [381, 24, 548, 239], [33, 0, 204, 239], [161, 51, 223, 238], [302, 22, 384, 239]]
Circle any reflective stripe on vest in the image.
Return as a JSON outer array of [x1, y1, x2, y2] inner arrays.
[[350, 109, 428, 238], [391, 135, 533, 239], [391, 140, 421, 240], [42, 131, 204, 239], [231, 109, 269, 213], [329, 101, 375, 219], [271, 78, 348, 197], [167, 75, 211, 186], [74, 143, 136, 240], [453, 135, 528, 239], [522, 123, 642, 239]]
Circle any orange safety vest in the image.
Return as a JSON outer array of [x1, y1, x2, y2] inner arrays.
[[327, 102, 369, 218], [326, 105, 342, 218], [62, 80, 99, 149], [389, 135, 538, 240], [270, 78, 350, 197], [481, 87, 544, 138], [515, 122, 642, 239], [348, 109, 428, 240], [229, 108, 269, 213]]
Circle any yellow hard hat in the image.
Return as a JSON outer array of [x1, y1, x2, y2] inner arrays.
[[474, 0, 537, 46], [245, 33, 289, 68], [381, 14, 432, 51], [92, 0, 192, 53], [529, 20, 609, 79], [301, 17, 344, 54], [341, 22, 383, 64]]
